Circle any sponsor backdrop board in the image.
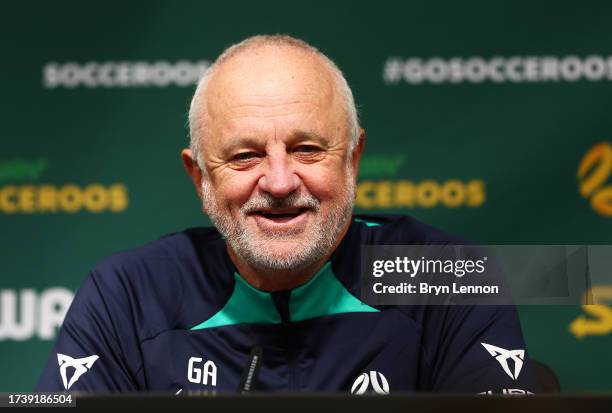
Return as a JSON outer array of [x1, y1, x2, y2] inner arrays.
[[1, 1, 611, 392]]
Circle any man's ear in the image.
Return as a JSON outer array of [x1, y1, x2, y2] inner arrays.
[[181, 149, 203, 199], [351, 129, 366, 180]]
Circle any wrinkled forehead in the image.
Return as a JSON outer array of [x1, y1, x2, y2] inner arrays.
[[200, 46, 347, 139]]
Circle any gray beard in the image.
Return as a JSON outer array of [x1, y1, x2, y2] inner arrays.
[[200, 169, 355, 272]]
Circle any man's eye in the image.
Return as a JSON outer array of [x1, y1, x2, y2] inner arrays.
[[294, 145, 320, 154], [232, 152, 257, 161]]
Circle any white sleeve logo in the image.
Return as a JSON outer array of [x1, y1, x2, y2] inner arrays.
[[481, 343, 524, 380], [57, 353, 99, 390]]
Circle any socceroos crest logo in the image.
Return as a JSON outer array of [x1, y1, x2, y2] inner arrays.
[[57, 353, 99, 390], [570, 286, 612, 339], [350, 371, 390, 394], [578, 142, 612, 217]]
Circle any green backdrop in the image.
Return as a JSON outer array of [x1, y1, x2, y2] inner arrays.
[[1, 0, 611, 392]]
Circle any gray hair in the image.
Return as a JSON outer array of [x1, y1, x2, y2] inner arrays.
[[188, 34, 360, 168]]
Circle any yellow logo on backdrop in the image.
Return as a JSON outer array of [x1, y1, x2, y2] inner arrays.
[[0, 158, 129, 214], [355, 179, 485, 209], [577, 142, 612, 217], [0, 184, 128, 214], [355, 154, 485, 209], [569, 286, 612, 339]]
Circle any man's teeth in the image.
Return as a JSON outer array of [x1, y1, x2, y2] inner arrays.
[[257, 209, 304, 218], [262, 212, 297, 217]]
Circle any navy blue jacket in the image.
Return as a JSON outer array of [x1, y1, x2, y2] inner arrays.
[[36, 214, 538, 394]]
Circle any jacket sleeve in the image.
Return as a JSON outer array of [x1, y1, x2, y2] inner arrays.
[[423, 305, 540, 394], [35, 271, 145, 392]]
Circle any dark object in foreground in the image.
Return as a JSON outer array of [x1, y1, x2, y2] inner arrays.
[[77, 394, 612, 413]]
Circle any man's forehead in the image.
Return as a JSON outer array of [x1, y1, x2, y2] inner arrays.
[[203, 46, 339, 116]]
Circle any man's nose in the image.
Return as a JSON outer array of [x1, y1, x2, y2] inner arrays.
[[257, 155, 300, 198]]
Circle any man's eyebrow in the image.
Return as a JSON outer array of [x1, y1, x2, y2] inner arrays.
[[290, 129, 331, 144], [220, 130, 331, 154], [221, 136, 264, 154]]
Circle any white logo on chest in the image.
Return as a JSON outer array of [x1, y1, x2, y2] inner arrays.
[[350, 371, 390, 394]]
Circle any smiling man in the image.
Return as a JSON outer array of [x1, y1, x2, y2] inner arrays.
[[37, 35, 539, 394], [182, 36, 360, 292]]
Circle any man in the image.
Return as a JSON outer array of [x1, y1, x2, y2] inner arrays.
[[37, 35, 538, 393]]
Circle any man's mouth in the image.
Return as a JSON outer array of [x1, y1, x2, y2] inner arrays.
[[249, 207, 309, 224]]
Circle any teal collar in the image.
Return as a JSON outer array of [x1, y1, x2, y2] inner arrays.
[[191, 261, 378, 331]]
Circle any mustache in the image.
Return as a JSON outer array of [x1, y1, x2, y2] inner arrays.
[[241, 192, 320, 214]]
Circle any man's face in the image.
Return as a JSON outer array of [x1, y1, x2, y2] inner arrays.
[[193, 46, 361, 271]]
